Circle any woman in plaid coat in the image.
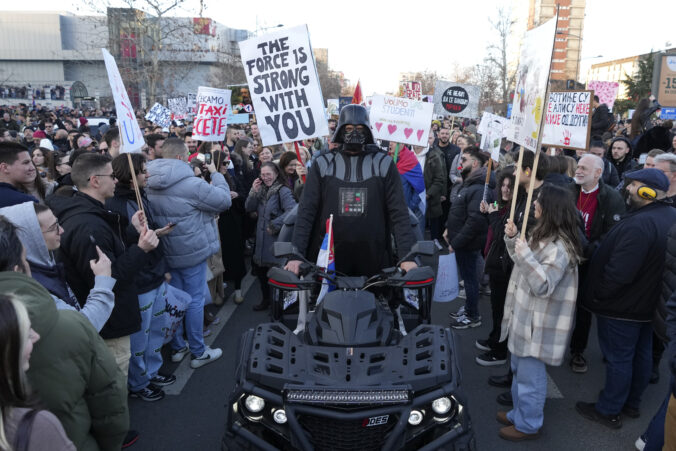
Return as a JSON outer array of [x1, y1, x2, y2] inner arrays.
[[497, 184, 583, 442]]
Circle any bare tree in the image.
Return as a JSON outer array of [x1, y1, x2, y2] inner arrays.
[[471, 60, 501, 112], [486, 7, 516, 115], [316, 60, 343, 102]]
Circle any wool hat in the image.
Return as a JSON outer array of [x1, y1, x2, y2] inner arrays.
[[33, 130, 47, 139], [39, 138, 54, 151]]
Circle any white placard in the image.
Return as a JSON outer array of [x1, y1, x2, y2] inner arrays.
[[145, 103, 172, 128], [541, 90, 592, 150], [478, 112, 509, 162], [369, 94, 434, 147], [433, 81, 480, 118], [101, 48, 145, 153], [239, 25, 329, 145], [192, 86, 232, 142]]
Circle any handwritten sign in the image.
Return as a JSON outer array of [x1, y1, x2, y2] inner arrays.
[[542, 90, 592, 150], [433, 81, 480, 118], [587, 81, 619, 111], [192, 86, 231, 142], [145, 103, 172, 128], [478, 112, 509, 162], [400, 81, 422, 100], [101, 48, 144, 153], [239, 25, 329, 146], [168, 97, 189, 120], [509, 17, 556, 151], [369, 94, 434, 147]]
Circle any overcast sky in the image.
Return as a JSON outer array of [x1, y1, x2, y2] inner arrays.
[[3, 0, 674, 95]]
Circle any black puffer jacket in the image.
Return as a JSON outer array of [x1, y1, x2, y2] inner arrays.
[[446, 168, 490, 251], [656, 222, 676, 342], [47, 190, 146, 339]]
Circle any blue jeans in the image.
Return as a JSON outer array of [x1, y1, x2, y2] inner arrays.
[[170, 261, 207, 358], [455, 249, 480, 317], [507, 355, 547, 434], [595, 316, 652, 415], [128, 282, 169, 391], [643, 388, 670, 450]]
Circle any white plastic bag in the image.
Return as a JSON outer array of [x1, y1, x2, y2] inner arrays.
[[164, 285, 189, 344], [433, 253, 459, 302]]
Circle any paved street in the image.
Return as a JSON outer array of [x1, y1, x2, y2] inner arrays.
[[130, 274, 669, 450]]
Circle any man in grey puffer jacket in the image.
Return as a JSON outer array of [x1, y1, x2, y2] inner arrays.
[[146, 138, 231, 368]]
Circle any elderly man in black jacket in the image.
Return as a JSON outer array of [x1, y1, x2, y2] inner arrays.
[[576, 168, 676, 429], [444, 147, 490, 329]]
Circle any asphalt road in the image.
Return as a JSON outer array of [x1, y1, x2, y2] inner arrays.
[[129, 274, 670, 451]]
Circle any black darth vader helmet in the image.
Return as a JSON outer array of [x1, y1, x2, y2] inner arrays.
[[332, 104, 374, 146]]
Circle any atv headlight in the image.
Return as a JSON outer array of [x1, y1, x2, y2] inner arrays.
[[432, 397, 452, 415], [408, 409, 424, 426], [244, 395, 265, 413]]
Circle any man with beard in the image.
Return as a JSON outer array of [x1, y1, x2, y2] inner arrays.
[[434, 127, 459, 228], [287, 104, 416, 277], [577, 168, 676, 429], [445, 147, 490, 329]]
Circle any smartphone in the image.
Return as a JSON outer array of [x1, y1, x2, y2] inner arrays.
[[204, 153, 212, 165]]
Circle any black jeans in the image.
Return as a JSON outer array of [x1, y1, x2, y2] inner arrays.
[[488, 273, 509, 356]]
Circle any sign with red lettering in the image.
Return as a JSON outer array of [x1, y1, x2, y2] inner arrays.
[[542, 90, 593, 150], [192, 86, 231, 142], [101, 48, 145, 153], [433, 81, 480, 118]]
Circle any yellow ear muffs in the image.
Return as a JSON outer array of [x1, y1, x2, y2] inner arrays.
[[637, 185, 656, 200]]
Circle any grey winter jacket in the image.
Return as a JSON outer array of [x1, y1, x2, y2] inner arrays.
[[145, 159, 231, 269], [0, 202, 115, 332], [245, 181, 296, 267]]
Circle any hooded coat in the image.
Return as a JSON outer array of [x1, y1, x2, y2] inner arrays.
[[0, 202, 115, 331], [0, 272, 129, 451], [445, 167, 491, 251], [145, 158, 231, 270]]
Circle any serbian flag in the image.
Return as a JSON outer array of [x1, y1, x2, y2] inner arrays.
[[316, 215, 336, 304], [395, 145, 426, 215], [351, 80, 363, 105]]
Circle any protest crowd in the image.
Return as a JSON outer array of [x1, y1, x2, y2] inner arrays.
[[2, 30, 676, 451]]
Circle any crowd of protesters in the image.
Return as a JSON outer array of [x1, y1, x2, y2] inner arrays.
[[0, 93, 676, 449]]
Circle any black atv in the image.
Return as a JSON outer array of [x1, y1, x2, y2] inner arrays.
[[223, 242, 475, 451]]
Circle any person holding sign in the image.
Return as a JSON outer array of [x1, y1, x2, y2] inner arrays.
[[287, 105, 416, 277]]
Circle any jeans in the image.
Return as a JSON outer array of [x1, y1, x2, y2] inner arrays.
[[170, 261, 207, 358], [128, 282, 169, 391], [643, 389, 670, 450], [507, 355, 547, 434], [455, 249, 480, 317], [595, 316, 653, 415]]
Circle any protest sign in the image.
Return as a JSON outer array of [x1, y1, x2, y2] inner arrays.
[[338, 96, 352, 113], [168, 96, 189, 119], [239, 24, 329, 146], [508, 17, 556, 151], [433, 81, 480, 118], [587, 80, 620, 111], [226, 111, 250, 125], [369, 94, 434, 147], [145, 103, 172, 128], [101, 48, 144, 153], [400, 81, 422, 100], [327, 99, 339, 117], [478, 112, 509, 162], [192, 86, 232, 142], [542, 90, 593, 150]]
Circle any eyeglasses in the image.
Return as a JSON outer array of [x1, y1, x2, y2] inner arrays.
[[41, 221, 61, 234]]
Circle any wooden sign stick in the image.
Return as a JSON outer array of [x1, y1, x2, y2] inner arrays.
[[126, 152, 145, 219]]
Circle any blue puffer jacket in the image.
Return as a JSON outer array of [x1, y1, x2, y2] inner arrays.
[[145, 159, 231, 269]]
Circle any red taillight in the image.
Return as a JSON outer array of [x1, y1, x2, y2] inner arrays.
[[268, 278, 299, 289], [404, 278, 434, 286]]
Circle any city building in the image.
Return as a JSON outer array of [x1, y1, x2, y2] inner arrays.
[[527, 0, 587, 83], [0, 9, 251, 108]]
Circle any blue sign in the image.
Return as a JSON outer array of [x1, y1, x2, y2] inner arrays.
[[661, 107, 676, 120], [507, 103, 513, 119], [226, 112, 250, 125], [339, 96, 352, 113]]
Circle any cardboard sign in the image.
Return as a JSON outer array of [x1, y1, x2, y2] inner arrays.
[[478, 112, 509, 162], [145, 103, 172, 128], [509, 17, 556, 151], [587, 80, 619, 111], [369, 94, 434, 147], [101, 48, 144, 153], [192, 86, 232, 142], [400, 81, 422, 100], [433, 81, 480, 118], [168, 97, 189, 120], [239, 25, 329, 145], [541, 90, 592, 150]]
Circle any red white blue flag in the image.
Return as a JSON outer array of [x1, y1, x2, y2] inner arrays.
[[316, 215, 335, 304]]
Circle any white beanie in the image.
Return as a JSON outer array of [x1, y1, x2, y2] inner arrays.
[[39, 138, 54, 151]]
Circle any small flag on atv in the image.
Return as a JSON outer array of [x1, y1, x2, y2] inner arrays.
[[316, 214, 336, 304]]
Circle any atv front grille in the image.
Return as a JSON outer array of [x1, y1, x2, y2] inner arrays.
[[298, 414, 396, 451]]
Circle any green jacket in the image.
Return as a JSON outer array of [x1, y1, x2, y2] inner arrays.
[[0, 272, 128, 451], [423, 147, 447, 219]]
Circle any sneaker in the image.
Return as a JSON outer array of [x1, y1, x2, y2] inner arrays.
[[635, 434, 647, 451], [149, 373, 176, 386], [122, 430, 139, 448], [456, 288, 467, 299], [488, 373, 513, 388], [190, 346, 223, 369], [575, 401, 622, 429], [129, 384, 165, 402], [476, 350, 507, 366], [448, 305, 466, 319], [171, 346, 189, 363], [475, 339, 493, 352], [570, 353, 588, 373], [450, 315, 482, 329]]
